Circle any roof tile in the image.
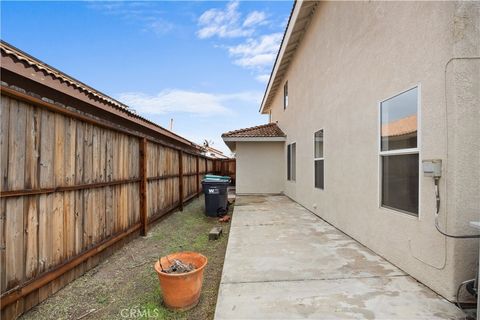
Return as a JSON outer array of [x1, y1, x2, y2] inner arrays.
[[222, 123, 286, 138]]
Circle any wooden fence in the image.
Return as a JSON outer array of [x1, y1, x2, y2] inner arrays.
[[0, 89, 232, 319], [214, 159, 236, 183]]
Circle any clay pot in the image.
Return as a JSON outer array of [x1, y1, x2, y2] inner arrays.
[[154, 252, 208, 310]]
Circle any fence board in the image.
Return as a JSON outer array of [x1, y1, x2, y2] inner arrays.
[[37, 195, 49, 274], [24, 196, 38, 280], [5, 197, 24, 290], [54, 114, 65, 187], [64, 191, 75, 259], [8, 99, 26, 190], [65, 118, 75, 186], [24, 105, 40, 189], [75, 121, 84, 185], [0, 199, 6, 292], [0, 96, 10, 191], [84, 124, 93, 184], [52, 192, 64, 266]]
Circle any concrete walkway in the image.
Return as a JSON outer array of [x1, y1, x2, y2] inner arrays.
[[215, 195, 465, 320]]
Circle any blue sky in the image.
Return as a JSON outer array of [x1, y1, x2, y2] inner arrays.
[[1, 1, 292, 155]]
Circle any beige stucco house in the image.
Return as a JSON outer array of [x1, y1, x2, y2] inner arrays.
[[222, 1, 479, 303]]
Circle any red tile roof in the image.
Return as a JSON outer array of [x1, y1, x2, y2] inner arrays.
[[382, 115, 417, 137], [222, 123, 286, 138]]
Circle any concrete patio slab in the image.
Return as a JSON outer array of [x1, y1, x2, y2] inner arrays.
[[215, 195, 464, 320]]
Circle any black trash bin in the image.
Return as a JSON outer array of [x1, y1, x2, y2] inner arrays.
[[202, 177, 230, 217]]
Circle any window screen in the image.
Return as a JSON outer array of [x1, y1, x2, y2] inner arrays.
[[287, 142, 296, 181], [314, 130, 324, 189], [380, 87, 419, 215]]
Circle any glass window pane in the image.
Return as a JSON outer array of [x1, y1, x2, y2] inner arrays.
[[315, 159, 324, 189], [314, 130, 323, 158], [381, 87, 418, 151], [287, 144, 291, 180], [291, 143, 296, 181], [382, 154, 419, 215]]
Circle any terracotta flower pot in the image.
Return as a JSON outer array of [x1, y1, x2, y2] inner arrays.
[[154, 251, 208, 310]]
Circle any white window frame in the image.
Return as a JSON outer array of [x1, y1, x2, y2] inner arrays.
[[287, 142, 296, 182], [314, 129, 324, 190], [378, 84, 422, 218], [283, 81, 288, 110]]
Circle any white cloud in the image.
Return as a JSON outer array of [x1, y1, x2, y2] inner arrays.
[[196, 1, 283, 82], [86, 2, 173, 36], [117, 89, 262, 116], [197, 1, 268, 39], [255, 74, 270, 83], [147, 19, 174, 35], [218, 91, 263, 103], [243, 11, 267, 28], [228, 33, 282, 69]]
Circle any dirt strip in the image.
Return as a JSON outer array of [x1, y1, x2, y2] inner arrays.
[[21, 196, 233, 320]]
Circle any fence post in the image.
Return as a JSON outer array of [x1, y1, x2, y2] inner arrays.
[[178, 150, 184, 211], [196, 155, 200, 197], [139, 138, 148, 236]]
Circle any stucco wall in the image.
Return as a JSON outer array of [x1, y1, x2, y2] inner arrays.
[[267, 1, 479, 300], [236, 142, 285, 194]]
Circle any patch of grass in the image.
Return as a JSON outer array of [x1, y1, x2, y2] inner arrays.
[[192, 233, 210, 252], [126, 198, 234, 319], [96, 295, 110, 305], [129, 273, 183, 320], [139, 302, 173, 320]]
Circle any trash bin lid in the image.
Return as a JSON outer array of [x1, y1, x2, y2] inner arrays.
[[202, 178, 230, 183], [204, 174, 230, 181], [204, 174, 229, 179], [202, 175, 231, 183]]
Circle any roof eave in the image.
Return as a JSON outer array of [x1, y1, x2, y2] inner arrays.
[[222, 136, 286, 153], [222, 137, 286, 142], [259, 0, 298, 115], [259, 1, 318, 115]]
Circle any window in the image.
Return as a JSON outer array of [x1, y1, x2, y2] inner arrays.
[[314, 130, 324, 189], [287, 142, 296, 181], [380, 86, 419, 215], [283, 81, 288, 110]]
